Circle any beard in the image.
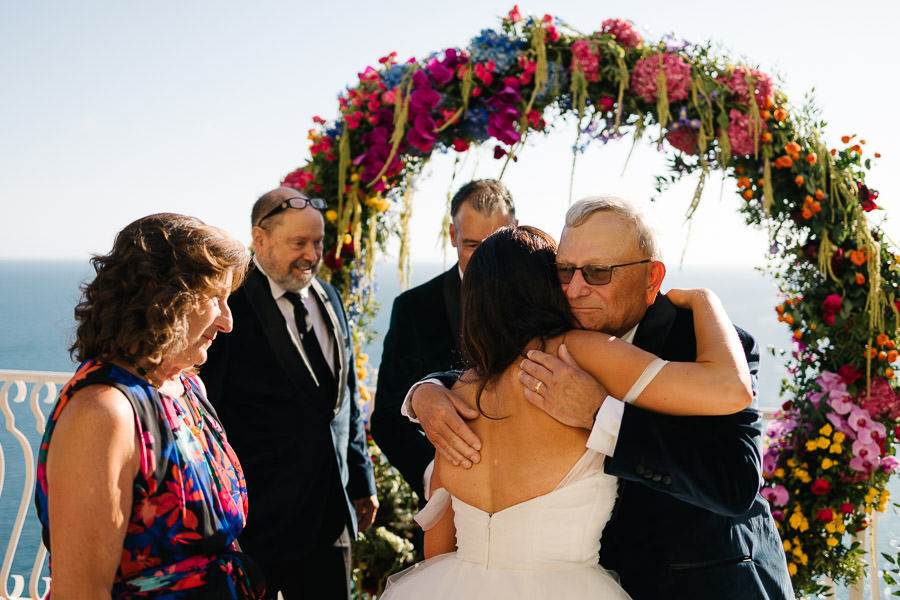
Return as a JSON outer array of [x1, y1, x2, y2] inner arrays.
[[272, 257, 321, 292]]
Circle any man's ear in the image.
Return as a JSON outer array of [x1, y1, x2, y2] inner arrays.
[[645, 261, 666, 304], [449, 222, 458, 248], [251, 226, 266, 252]]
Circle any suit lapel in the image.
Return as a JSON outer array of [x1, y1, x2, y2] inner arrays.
[[633, 292, 677, 354], [243, 266, 312, 391], [311, 278, 346, 415], [443, 264, 462, 351]]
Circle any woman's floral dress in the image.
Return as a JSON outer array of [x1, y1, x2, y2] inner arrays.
[[35, 360, 264, 598]]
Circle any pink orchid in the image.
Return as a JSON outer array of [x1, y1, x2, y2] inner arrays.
[[828, 393, 855, 415], [848, 407, 875, 433], [882, 456, 900, 472], [761, 485, 789, 506]]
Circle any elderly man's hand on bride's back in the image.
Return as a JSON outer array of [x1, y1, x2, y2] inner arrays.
[[518, 343, 608, 430], [412, 384, 482, 468]]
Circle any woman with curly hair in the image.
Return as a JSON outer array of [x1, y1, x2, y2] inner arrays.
[[34, 213, 264, 598]]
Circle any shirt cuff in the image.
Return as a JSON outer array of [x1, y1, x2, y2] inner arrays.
[[586, 396, 625, 457], [401, 378, 445, 423], [422, 460, 435, 501]]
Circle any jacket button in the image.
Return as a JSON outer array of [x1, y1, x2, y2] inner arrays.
[[643, 470, 654, 479], [635, 465, 645, 475], [662, 475, 672, 485], [652, 474, 662, 482]]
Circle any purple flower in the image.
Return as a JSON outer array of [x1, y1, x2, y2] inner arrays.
[[881, 456, 899, 473], [407, 113, 438, 152], [427, 59, 453, 86]]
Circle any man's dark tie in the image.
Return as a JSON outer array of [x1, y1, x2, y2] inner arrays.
[[283, 291, 336, 391]]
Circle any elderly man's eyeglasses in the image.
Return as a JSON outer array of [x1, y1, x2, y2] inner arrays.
[[256, 197, 328, 227], [556, 259, 652, 286]]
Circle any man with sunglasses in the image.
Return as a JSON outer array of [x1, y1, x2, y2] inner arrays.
[[203, 187, 377, 600], [405, 196, 793, 599]]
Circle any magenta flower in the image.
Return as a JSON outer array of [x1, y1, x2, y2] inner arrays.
[[717, 65, 774, 106], [850, 439, 881, 472], [407, 113, 438, 152], [570, 39, 601, 82], [630, 52, 691, 104], [725, 109, 766, 157], [826, 412, 848, 434], [859, 377, 900, 420], [600, 18, 642, 48], [822, 294, 843, 313], [761, 485, 789, 507], [881, 456, 899, 472]]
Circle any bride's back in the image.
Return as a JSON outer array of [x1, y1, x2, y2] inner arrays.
[[439, 336, 590, 514]]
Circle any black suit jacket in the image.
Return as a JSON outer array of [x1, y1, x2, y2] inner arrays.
[[201, 265, 376, 569], [371, 265, 463, 501], [597, 293, 794, 599]]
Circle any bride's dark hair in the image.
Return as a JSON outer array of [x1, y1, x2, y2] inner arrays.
[[460, 226, 577, 418]]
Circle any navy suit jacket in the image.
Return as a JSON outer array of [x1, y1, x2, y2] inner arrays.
[[371, 265, 463, 501], [201, 265, 376, 569], [597, 293, 794, 599]]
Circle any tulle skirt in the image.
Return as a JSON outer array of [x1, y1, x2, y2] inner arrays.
[[381, 553, 632, 599]]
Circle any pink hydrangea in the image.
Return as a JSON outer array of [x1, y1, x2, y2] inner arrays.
[[858, 377, 900, 421], [629, 52, 691, 104], [665, 127, 698, 154], [600, 18, 642, 49], [718, 65, 774, 106], [570, 39, 602, 82], [725, 109, 766, 157]]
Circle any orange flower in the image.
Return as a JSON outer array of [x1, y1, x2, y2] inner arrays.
[[879, 351, 888, 361], [760, 110, 772, 121], [888, 340, 897, 349], [802, 208, 813, 219], [850, 144, 862, 153], [855, 273, 866, 284], [736, 166, 744, 174], [830, 148, 837, 156], [806, 152, 817, 164], [761, 132, 773, 143], [795, 175, 805, 186], [815, 189, 824, 200], [785, 314, 795, 325], [794, 330, 803, 340], [737, 177, 751, 188], [774, 156, 794, 168], [877, 333, 890, 346], [889, 350, 899, 362], [841, 134, 855, 143], [804, 194, 814, 204], [886, 368, 895, 379], [791, 153, 800, 161], [742, 189, 754, 200], [810, 201, 821, 213], [785, 141, 801, 154], [775, 305, 785, 315], [867, 348, 878, 359], [774, 109, 787, 121], [810, 323, 817, 331], [850, 249, 867, 266], [875, 152, 882, 158]]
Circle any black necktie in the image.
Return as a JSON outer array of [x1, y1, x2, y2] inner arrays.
[[283, 291, 336, 390]]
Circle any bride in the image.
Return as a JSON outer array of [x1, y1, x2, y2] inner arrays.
[[380, 226, 752, 599]]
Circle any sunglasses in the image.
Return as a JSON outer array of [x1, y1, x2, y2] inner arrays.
[[257, 196, 328, 227], [555, 259, 652, 286]]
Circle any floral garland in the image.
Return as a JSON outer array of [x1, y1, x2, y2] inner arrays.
[[282, 7, 893, 596]]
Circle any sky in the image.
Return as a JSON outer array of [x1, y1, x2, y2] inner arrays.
[[2, 0, 898, 275]]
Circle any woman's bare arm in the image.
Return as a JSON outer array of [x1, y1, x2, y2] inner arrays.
[[564, 289, 752, 416], [423, 455, 457, 558], [46, 385, 140, 599]]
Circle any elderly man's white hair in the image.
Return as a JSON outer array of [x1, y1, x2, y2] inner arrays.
[[564, 195, 663, 261]]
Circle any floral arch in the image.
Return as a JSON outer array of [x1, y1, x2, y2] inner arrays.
[[282, 7, 894, 596]]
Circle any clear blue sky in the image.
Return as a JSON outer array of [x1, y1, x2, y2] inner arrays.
[[1, 0, 897, 270]]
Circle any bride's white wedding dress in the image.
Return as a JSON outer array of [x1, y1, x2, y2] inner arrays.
[[381, 450, 630, 599]]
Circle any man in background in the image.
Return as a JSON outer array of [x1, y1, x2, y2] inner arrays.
[[371, 179, 516, 503], [203, 187, 377, 599]]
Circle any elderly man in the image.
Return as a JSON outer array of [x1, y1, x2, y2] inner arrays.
[[371, 179, 516, 503], [407, 196, 794, 599], [203, 187, 377, 600]]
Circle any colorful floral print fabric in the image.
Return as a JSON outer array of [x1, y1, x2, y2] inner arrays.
[[35, 360, 263, 598]]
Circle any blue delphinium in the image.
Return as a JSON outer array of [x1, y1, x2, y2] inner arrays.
[[382, 63, 412, 90], [459, 107, 490, 142], [468, 28, 524, 74]]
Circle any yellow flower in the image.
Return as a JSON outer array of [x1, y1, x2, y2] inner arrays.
[[826, 537, 838, 547], [833, 432, 846, 443], [350, 173, 360, 183], [794, 469, 811, 483], [377, 198, 391, 212], [821, 458, 834, 470], [788, 562, 798, 576], [343, 233, 353, 245], [799, 552, 809, 566], [325, 209, 338, 223], [805, 440, 818, 452], [789, 512, 804, 530], [880, 490, 891, 501], [836, 522, 846, 533], [819, 423, 833, 436], [775, 468, 785, 478], [782, 539, 791, 551], [829, 443, 843, 454], [787, 458, 798, 468], [816, 437, 830, 449], [825, 522, 836, 533]]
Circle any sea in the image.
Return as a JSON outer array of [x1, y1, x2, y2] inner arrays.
[[0, 259, 895, 595]]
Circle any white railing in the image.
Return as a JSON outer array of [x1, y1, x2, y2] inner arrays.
[[0, 370, 67, 600]]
